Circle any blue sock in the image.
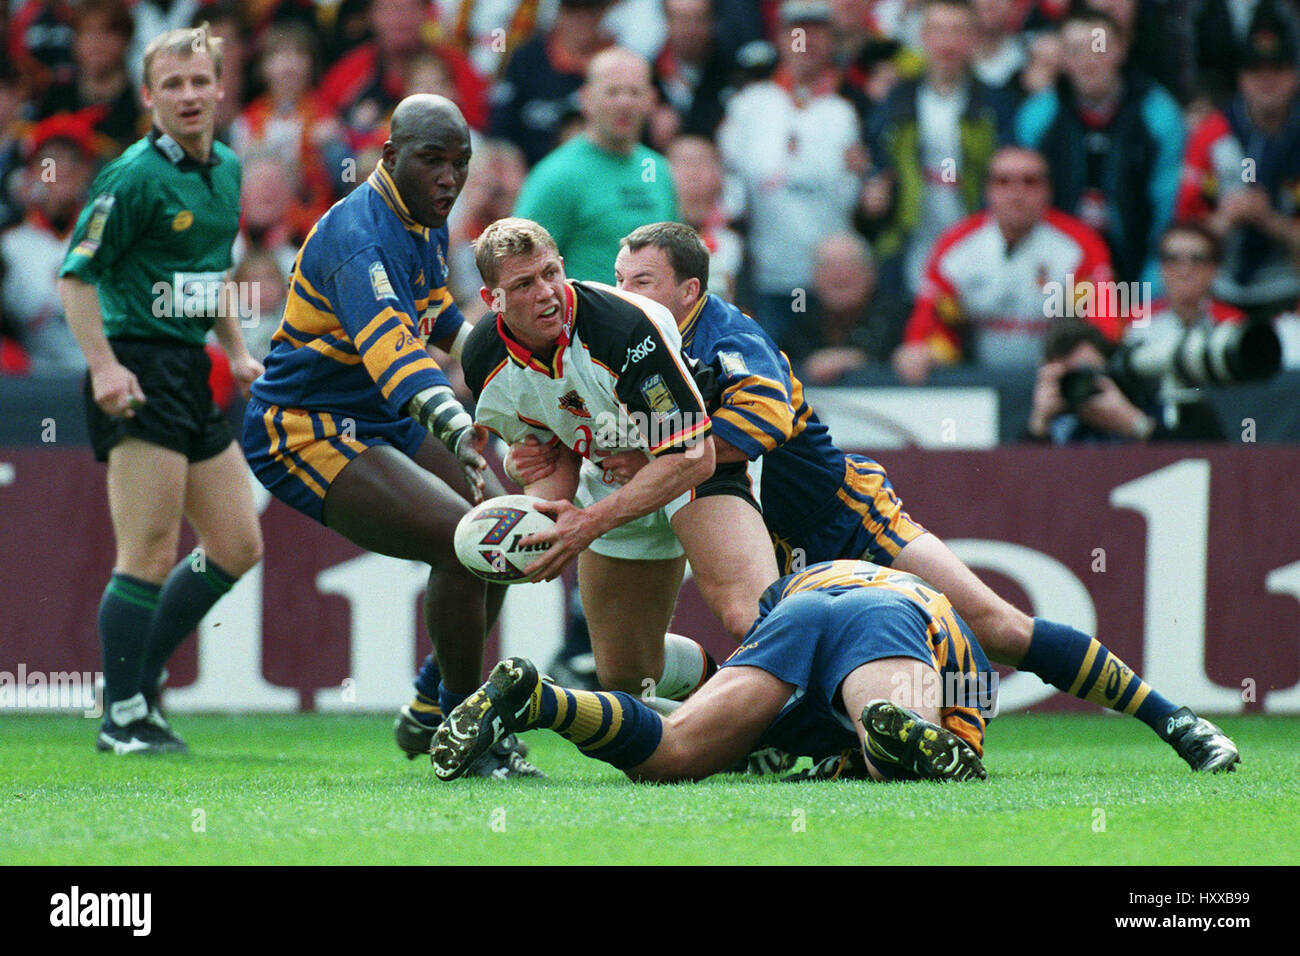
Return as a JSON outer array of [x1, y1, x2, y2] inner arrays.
[[1021, 619, 1178, 734], [531, 684, 663, 770], [405, 654, 445, 727], [98, 573, 160, 715]]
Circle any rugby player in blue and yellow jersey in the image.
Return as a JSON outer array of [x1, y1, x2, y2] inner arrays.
[[516, 221, 1239, 774], [241, 95, 539, 777], [432, 560, 994, 783]]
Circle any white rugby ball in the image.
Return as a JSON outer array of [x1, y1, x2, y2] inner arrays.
[[453, 494, 555, 582]]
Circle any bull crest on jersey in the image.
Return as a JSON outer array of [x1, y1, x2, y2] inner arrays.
[[558, 389, 591, 418]]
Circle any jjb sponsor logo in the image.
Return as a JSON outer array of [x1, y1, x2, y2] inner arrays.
[[50, 886, 151, 936], [622, 334, 656, 370]]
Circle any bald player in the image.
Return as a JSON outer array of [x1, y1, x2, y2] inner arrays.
[[513, 46, 677, 283], [242, 95, 541, 777]]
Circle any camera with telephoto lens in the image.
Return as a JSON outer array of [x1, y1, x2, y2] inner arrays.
[[1110, 320, 1282, 391]]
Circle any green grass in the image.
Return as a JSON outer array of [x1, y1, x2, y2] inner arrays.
[[2, 713, 1296, 865]]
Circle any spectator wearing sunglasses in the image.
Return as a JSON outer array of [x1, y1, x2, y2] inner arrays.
[[893, 146, 1120, 384]]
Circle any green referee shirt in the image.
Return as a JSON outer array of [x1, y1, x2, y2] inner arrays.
[[60, 129, 241, 346], [513, 136, 678, 284]]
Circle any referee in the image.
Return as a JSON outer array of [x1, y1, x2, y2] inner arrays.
[[58, 25, 263, 754]]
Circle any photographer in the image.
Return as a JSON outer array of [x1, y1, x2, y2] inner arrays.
[[1026, 320, 1168, 444], [1026, 319, 1241, 444]]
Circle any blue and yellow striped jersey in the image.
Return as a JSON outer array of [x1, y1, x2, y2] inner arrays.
[[251, 162, 465, 422], [682, 294, 919, 567]]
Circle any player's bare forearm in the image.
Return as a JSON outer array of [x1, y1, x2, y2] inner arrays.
[[524, 439, 716, 581], [524, 443, 581, 501], [211, 309, 254, 365], [585, 439, 716, 535], [57, 276, 116, 372]]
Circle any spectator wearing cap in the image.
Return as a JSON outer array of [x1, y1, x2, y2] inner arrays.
[[513, 46, 677, 282], [1209, 17, 1300, 320], [716, 0, 865, 345], [1192, 0, 1300, 108], [37, 0, 142, 157], [489, 0, 615, 168], [893, 145, 1120, 383], [861, 0, 1015, 305], [7, 0, 77, 99], [0, 115, 100, 375], [1016, 6, 1184, 289]]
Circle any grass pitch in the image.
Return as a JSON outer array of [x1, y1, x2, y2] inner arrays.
[[2, 712, 1296, 866]]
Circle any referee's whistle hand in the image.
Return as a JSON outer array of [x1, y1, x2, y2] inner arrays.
[[92, 363, 146, 418]]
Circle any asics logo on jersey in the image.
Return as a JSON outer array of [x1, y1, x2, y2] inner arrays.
[[623, 335, 656, 369]]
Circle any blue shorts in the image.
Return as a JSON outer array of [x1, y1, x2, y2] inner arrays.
[[721, 585, 992, 761], [241, 397, 427, 523], [771, 456, 928, 573]]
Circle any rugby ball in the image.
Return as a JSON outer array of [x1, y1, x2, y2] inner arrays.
[[453, 494, 555, 582]]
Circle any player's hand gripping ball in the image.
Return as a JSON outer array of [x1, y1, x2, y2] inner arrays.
[[453, 494, 555, 582]]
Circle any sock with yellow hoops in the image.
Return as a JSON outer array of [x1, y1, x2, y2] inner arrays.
[[526, 682, 663, 769], [1020, 618, 1178, 736]]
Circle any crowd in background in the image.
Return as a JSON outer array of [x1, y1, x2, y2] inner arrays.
[[3, 0, 1300, 410]]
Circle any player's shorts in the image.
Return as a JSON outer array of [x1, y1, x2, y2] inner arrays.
[[241, 397, 427, 523], [772, 455, 928, 573], [85, 337, 233, 464], [577, 457, 761, 561], [720, 587, 991, 763]]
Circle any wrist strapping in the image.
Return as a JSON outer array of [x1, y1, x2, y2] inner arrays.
[[409, 386, 473, 446]]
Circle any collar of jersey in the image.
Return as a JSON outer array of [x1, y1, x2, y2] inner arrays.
[[366, 162, 429, 238], [148, 127, 219, 169], [495, 283, 576, 378], [679, 294, 708, 349]]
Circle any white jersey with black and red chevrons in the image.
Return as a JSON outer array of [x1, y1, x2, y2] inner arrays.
[[462, 280, 712, 463], [903, 208, 1122, 368]]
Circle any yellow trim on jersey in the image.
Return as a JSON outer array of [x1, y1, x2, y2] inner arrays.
[[367, 162, 427, 237], [306, 337, 363, 364], [262, 408, 328, 498], [648, 416, 712, 456]]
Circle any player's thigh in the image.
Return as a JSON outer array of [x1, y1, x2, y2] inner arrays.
[[106, 436, 188, 580], [323, 439, 472, 564], [635, 665, 793, 781], [182, 442, 263, 576], [408, 431, 506, 504], [838, 656, 941, 782], [891, 532, 1032, 664], [578, 549, 685, 689], [671, 494, 778, 641]]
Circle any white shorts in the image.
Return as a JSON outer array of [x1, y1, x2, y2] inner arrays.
[[575, 459, 692, 561]]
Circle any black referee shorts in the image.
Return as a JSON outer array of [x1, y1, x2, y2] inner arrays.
[[85, 337, 233, 464]]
